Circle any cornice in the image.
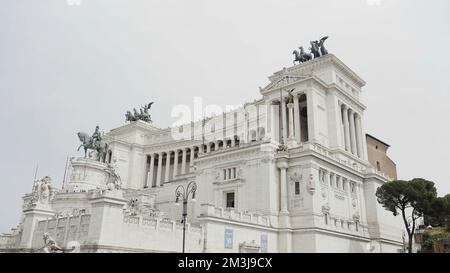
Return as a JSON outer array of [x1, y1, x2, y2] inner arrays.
[[107, 120, 161, 136], [271, 54, 366, 87]]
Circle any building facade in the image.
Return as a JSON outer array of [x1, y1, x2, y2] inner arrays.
[[366, 134, 397, 180], [0, 54, 405, 253]]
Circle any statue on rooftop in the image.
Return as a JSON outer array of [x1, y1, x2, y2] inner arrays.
[[318, 36, 329, 56], [125, 102, 153, 123], [293, 46, 312, 65], [293, 36, 330, 64]]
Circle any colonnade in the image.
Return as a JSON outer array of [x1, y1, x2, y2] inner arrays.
[[145, 137, 243, 187], [269, 93, 309, 145], [340, 103, 364, 158]]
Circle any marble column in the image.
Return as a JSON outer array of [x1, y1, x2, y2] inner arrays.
[[181, 148, 187, 175], [231, 137, 235, 147], [342, 105, 351, 152], [281, 99, 287, 143], [293, 95, 301, 143], [287, 102, 295, 140], [206, 143, 211, 153], [147, 154, 155, 187], [286, 101, 297, 147], [355, 114, 363, 158], [190, 147, 195, 167], [215, 140, 220, 151], [276, 159, 289, 214], [349, 109, 357, 155], [265, 101, 272, 140], [164, 151, 171, 183], [156, 152, 163, 187], [173, 150, 179, 180], [324, 170, 330, 186]]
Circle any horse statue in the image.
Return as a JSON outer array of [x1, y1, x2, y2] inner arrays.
[[293, 46, 313, 65], [299, 46, 312, 62], [125, 110, 137, 122], [77, 132, 109, 162], [293, 50, 302, 65], [125, 102, 153, 123]]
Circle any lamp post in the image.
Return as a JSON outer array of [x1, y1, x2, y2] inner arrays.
[[175, 181, 197, 253]]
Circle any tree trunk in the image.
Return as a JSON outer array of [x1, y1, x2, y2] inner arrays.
[[408, 234, 413, 253]]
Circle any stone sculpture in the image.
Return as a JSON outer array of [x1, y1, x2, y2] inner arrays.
[[77, 125, 109, 162], [294, 36, 330, 64], [42, 233, 62, 253], [29, 176, 54, 207], [318, 36, 329, 56], [125, 102, 153, 123], [104, 162, 121, 191]]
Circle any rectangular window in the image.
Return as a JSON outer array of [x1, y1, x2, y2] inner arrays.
[[228, 169, 232, 180], [223, 169, 227, 180], [295, 182, 300, 195], [233, 168, 236, 179], [226, 192, 235, 208], [356, 222, 359, 232], [351, 182, 355, 193], [324, 214, 328, 225]]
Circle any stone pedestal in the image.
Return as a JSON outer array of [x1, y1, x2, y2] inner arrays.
[[87, 190, 127, 247], [19, 206, 55, 249], [68, 158, 110, 192]]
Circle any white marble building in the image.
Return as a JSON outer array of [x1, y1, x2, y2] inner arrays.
[[0, 54, 405, 253]]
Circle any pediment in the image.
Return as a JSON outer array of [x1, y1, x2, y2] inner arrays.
[[262, 74, 308, 92]]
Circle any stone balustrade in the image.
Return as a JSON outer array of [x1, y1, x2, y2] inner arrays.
[[31, 214, 91, 249], [0, 233, 21, 249], [200, 204, 271, 227], [122, 215, 203, 235]]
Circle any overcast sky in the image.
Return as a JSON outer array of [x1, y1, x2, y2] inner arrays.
[[1, 0, 449, 232]]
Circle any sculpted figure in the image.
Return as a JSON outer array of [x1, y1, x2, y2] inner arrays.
[[92, 125, 102, 143], [293, 49, 302, 65], [42, 233, 62, 253], [77, 126, 109, 162], [125, 102, 153, 123], [310, 41, 321, 58], [318, 36, 329, 56], [31, 176, 54, 206], [299, 46, 312, 62], [104, 162, 121, 190]]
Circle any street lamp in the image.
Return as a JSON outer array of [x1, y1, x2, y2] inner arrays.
[[175, 181, 197, 253]]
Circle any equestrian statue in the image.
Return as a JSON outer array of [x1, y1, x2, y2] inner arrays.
[[77, 125, 109, 162]]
